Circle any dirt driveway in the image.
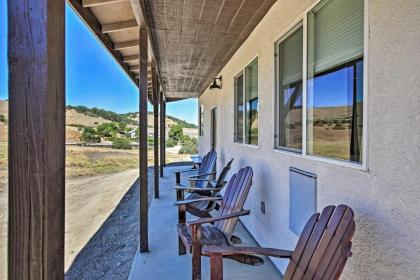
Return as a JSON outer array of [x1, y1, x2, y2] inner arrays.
[[65, 169, 139, 272]]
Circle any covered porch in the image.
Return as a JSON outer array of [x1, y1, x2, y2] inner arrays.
[[7, 0, 279, 278]]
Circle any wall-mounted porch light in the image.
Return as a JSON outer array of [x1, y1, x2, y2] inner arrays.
[[209, 76, 222, 90]]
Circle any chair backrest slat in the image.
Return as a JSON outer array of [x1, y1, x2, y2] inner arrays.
[[211, 158, 234, 188], [196, 150, 217, 188], [302, 205, 348, 279], [215, 167, 253, 236], [284, 205, 355, 280], [291, 206, 335, 280], [313, 209, 355, 279]]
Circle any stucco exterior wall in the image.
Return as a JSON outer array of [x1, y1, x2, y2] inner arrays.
[[198, 0, 420, 279]]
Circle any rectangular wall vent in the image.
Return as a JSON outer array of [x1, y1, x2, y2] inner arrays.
[[289, 167, 317, 235]]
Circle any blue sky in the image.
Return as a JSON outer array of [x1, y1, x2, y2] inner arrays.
[[0, 2, 198, 124]]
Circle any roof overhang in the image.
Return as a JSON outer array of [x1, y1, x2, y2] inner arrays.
[[67, 0, 277, 101], [136, 0, 277, 100]]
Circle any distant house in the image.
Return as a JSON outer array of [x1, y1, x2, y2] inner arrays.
[[127, 129, 137, 139]]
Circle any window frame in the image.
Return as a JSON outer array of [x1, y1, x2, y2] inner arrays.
[[274, 21, 304, 153], [234, 71, 244, 143], [272, 0, 368, 170], [199, 104, 204, 136], [234, 56, 260, 147]]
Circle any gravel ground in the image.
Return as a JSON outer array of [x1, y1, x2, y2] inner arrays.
[[65, 169, 154, 280]]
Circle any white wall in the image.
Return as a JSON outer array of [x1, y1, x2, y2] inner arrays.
[[198, 0, 420, 279]]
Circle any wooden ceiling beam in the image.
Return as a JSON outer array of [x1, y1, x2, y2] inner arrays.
[[123, 54, 139, 62], [102, 20, 138, 33], [82, 0, 128, 8], [114, 40, 139, 50], [67, 0, 137, 85], [131, 64, 152, 71]]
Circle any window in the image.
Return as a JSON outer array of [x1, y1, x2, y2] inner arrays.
[[234, 73, 244, 142], [234, 58, 259, 145], [307, 0, 364, 163], [199, 104, 204, 136], [276, 24, 303, 151], [274, 0, 365, 165], [245, 59, 259, 145]]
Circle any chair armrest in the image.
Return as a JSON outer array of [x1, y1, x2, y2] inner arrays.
[[174, 182, 190, 188], [188, 178, 217, 182], [173, 186, 223, 192], [174, 197, 222, 206], [174, 169, 196, 175], [188, 172, 216, 179], [187, 210, 250, 226], [202, 246, 293, 259]]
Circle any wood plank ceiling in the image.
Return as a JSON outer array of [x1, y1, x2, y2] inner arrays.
[[67, 0, 277, 101], [140, 0, 277, 99]]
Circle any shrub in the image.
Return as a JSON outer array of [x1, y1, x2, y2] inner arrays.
[[97, 122, 119, 138], [332, 124, 345, 130], [179, 137, 198, 155], [112, 138, 132, 150], [67, 123, 88, 129], [166, 138, 177, 148], [0, 115, 6, 123], [80, 127, 100, 143]]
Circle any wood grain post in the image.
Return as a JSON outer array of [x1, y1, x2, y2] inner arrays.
[[152, 63, 159, 198], [8, 0, 65, 278], [162, 99, 166, 166], [159, 91, 165, 177], [139, 24, 149, 253]]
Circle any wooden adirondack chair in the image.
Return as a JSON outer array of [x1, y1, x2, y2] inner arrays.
[[203, 204, 356, 280], [175, 158, 234, 219], [176, 166, 254, 280], [174, 150, 217, 192]]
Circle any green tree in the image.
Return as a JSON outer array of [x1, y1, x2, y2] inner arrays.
[[80, 127, 100, 143], [118, 122, 128, 133], [168, 123, 183, 141], [166, 138, 177, 148]]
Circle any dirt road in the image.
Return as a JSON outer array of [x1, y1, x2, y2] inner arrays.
[[0, 169, 139, 279], [65, 169, 139, 271]]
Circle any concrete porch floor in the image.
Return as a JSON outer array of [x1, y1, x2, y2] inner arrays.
[[128, 165, 282, 280]]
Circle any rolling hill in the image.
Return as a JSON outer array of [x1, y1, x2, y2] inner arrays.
[[0, 100, 198, 143]]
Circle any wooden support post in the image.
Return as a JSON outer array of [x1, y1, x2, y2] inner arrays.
[[152, 63, 159, 199], [159, 94, 164, 176], [162, 99, 167, 166], [159, 91, 165, 177], [139, 24, 149, 253], [8, 0, 65, 278]]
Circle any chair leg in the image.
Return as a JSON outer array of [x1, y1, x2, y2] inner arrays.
[[176, 188, 184, 201], [178, 204, 186, 255], [210, 255, 223, 280], [179, 237, 186, 256], [191, 225, 202, 280]]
